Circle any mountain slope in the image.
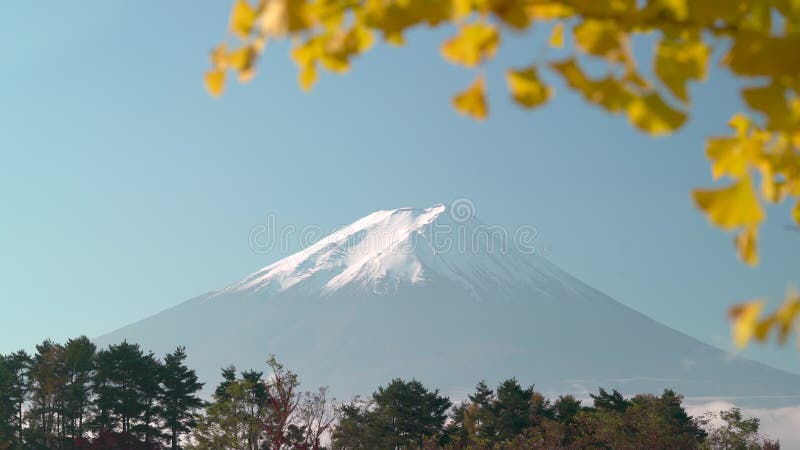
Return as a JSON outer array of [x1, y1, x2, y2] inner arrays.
[[97, 205, 800, 403]]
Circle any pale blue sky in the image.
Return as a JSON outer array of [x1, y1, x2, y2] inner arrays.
[[1, 2, 798, 374]]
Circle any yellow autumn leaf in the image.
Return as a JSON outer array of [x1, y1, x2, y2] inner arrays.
[[793, 201, 800, 225], [742, 83, 791, 129], [726, 33, 800, 78], [774, 296, 800, 344], [760, 168, 786, 204], [226, 46, 256, 71], [693, 175, 765, 230], [549, 58, 589, 91], [727, 113, 750, 135], [204, 69, 226, 97], [506, 66, 552, 108], [573, 19, 625, 61], [452, 0, 474, 19], [626, 93, 687, 135], [348, 25, 375, 54], [591, 78, 635, 113], [441, 23, 500, 68], [489, 0, 531, 30], [209, 44, 229, 70], [654, 37, 710, 103], [527, 2, 573, 19], [549, 23, 564, 48], [705, 136, 760, 180], [659, 0, 688, 19], [729, 300, 765, 348], [230, 0, 258, 39], [320, 33, 351, 72], [299, 64, 318, 91], [550, 59, 633, 113], [453, 76, 488, 120], [735, 226, 759, 266], [259, 0, 311, 37]]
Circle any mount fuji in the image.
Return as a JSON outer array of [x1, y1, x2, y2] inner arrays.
[[98, 205, 800, 403]]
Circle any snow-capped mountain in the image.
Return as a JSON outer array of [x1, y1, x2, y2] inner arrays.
[[98, 205, 800, 404], [217, 204, 590, 302]]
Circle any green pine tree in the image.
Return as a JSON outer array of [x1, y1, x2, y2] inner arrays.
[[160, 347, 204, 450]]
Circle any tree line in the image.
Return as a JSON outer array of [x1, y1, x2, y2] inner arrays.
[[1, 337, 781, 449], [0, 337, 202, 449]]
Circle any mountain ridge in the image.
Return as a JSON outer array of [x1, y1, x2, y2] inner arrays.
[[97, 204, 800, 406]]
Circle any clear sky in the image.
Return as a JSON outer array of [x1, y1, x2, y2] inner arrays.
[[1, 2, 798, 374]]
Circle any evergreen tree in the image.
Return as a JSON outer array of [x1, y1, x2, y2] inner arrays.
[[62, 336, 96, 443], [0, 356, 15, 450], [371, 378, 451, 448], [591, 387, 630, 412], [27, 339, 67, 448], [240, 370, 269, 407], [160, 347, 204, 450], [93, 341, 164, 443], [331, 398, 382, 450], [552, 395, 581, 424], [459, 380, 498, 445], [493, 378, 533, 441], [1, 351, 29, 448], [135, 352, 164, 445], [213, 366, 236, 400]]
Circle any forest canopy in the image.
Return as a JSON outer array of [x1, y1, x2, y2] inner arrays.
[[0, 337, 782, 449]]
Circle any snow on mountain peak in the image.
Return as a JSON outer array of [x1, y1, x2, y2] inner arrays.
[[219, 204, 571, 299]]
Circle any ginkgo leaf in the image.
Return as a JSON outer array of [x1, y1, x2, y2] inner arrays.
[[793, 201, 800, 225], [728, 113, 751, 135], [291, 39, 317, 67], [549, 58, 589, 91], [320, 33, 351, 72], [452, 0, 474, 19], [453, 76, 488, 120], [291, 38, 321, 90], [774, 296, 800, 344], [705, 136, 756, 180], [259, 0, 311, 37], [729, 300, 765, 348], [590, 77, 634, 113], [528, 3, 574, 19], [506, 66, 552, 108], [210, 44, 229, 69], [693, 176, 765, 230], [441, 23, 500, 68], [230, 0, 258, 39], [205, 70, 226, 97], [654, 37, 710, 103], [549, 23, 564, 48], [348, 25, 375, 54], [573, 19, 625, 61], [490, 0, 532, 30], [626, 93, 687, 135], [660, 0, 688, 19], [735, 226, 759, 266], [726, 33, 800, 78], [226, 46, 257, 71], [550, 59, 633, 113], [760, 169, 786, 204], [299, 63, 318, 91], [742, 83, 791, 129]]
